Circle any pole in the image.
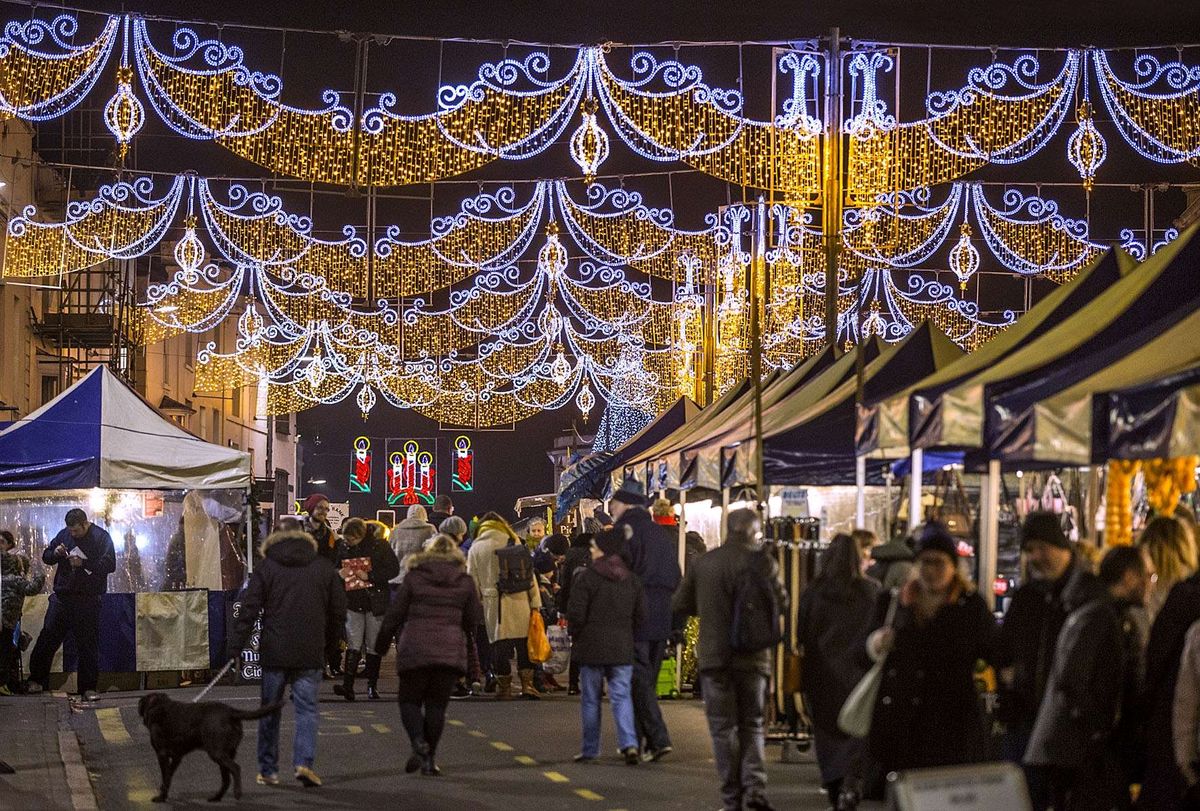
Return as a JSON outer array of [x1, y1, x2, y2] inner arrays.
[[980, 459, 1001, 610], [855, 454, 867, 528], [676, 489, 687, 694], [720, 486, 730, 544], [823, 27, 844, 347], [245, 489, 254, 575], [908, 448, 924, 532], [750, 198, 767, 509]]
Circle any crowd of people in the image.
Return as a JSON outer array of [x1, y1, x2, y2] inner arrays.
[[7, 489, 1200, 810]]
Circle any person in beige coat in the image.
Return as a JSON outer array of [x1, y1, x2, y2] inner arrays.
[[467, 513, 542, 700]]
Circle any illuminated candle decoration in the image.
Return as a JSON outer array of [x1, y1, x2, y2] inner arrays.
[[451, 435, 475, 492], [349, 436, 372, 493], [387, 440, 436, 506]]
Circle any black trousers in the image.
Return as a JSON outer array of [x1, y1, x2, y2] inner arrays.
[[0, 624, 19, 688], [29, 594, 102, 693], [397, 666, 460, 754], [492, 638, 531, 676]]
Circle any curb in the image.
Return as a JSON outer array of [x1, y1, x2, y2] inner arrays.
[[58, 720, 98, 810]]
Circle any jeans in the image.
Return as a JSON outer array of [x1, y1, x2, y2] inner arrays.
[[345, 610, 382, 653], [701, 669, 768, 811], [28, 594, 101, 692], [632, 639, 671, 750], [258, 668, 321, 776], [579, 664, 636, 757], [492, 637, 531, 676]]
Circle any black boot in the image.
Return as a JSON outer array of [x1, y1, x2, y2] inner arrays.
[[364, 653, 382, 700], [421, 746, 441, 777], [334, 650, 359, 702]]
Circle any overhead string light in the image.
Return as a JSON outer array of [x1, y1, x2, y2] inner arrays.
[[1091, 49, 1200, 165], [0, 14, 119, 121]]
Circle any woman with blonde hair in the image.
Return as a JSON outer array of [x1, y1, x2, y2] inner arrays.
[[1138, 515, 1197, 619]]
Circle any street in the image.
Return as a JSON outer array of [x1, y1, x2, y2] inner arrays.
[[4, 677, 835, 810]]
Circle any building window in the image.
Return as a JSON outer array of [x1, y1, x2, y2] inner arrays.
[[212, 409, 221, 446], [230, 386, 241, 419], [199, 406, 207, 439], [274, 414, 290, 436], [40, 375, 59, 405]]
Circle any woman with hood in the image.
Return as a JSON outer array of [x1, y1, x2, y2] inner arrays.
[[334, 518, 400, 702], [796, 533, 881, 805], [864, 523, 997, 776], [389, 505, 436, 590], [566, 526, 644, 765], [377, 534, 483, 777], [466, 512, 542, 700]]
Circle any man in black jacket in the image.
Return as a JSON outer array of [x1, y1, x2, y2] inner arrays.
[[611, 485, 682, 762], [673, 508, 786, 811], [230, 529, 346, 789], [995, 511, 1103, 811], [26, 508, 116, 701]]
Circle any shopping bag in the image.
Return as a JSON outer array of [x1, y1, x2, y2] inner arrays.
[[544, 619, 571, 675], [838, 590, 899, 739], [527, 610, 551, 664]]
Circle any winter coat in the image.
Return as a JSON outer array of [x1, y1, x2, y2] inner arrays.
[[1024, 590, 1141, 791], [163, 530, 186, 590], [672, 538, 788, 676], [1172, 620, 1200, 788], [995, 557, 1103, 732], [797, 576, 882, 733], [41, 524, 116, 596], [567, 554, 645, 666], [466, 522, 542, 643], [1, 552, 44, 628], [337, 535, 400, 616], [558, 544, 592, 613], [867, 586, 997, 773], [388, 518, 436, 584], [231, 530, 347, 671], [617, 507, 681, 642], [1134, 573, 1200, 810], [306, 519, 339, 565], [866, 538, 914, 592], [377, 547, 483, 674]]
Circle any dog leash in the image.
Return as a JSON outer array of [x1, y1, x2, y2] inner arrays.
[[192, 658, 237, 703]]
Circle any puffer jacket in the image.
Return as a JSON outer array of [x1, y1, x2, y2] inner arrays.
[[377, 546, 483, 674], [567, 554, 644, 666], [388, 518, 436, 584], [1, 552, 44, 628], [230, 530, 347, 670], [337, 535, 400, 616]]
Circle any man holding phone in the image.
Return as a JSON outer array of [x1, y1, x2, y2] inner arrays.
[[25, 508, 116, 701]]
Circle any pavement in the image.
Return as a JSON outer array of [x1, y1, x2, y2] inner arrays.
[[0, 673, 844, 811]]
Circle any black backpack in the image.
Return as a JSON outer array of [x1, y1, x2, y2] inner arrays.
[[495, 542, 534, 594], [729, 551, 782, 653]]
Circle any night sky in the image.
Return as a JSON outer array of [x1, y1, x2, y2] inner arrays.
[[28, 0, 1200, 517]]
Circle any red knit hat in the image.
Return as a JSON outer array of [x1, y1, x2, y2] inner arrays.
[[303, 493, 329, 514]]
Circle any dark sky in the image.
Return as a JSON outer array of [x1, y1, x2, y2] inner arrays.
[[31, 0, 1200, 516]]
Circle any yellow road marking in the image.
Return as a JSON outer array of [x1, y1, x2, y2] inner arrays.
[[448, 719, 465, 726], [318, 724, 363, 735], [95, 708, 131, 745], [575, 789, 604, 801], [490, 741, 514, 751], [514, 755, 537, 766], [371, 723, 390, 734], [542, 770, 570, 783], [468, 730, 487, 738]]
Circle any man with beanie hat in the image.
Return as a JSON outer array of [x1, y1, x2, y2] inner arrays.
[[996, 510, 1103, 810], [566, 526, 644, 765], [609, 483, 681, 762]]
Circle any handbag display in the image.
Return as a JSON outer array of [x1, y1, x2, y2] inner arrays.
[[838, 590, 900, 739], [527, 610, 552, 664], [933, 468, 973, 538]]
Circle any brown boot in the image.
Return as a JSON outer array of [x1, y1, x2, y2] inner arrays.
[[496, 675, 514, 700], [518, 669, 541, 700]]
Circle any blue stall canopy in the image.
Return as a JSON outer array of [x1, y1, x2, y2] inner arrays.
[[0, 366, 251, 491]]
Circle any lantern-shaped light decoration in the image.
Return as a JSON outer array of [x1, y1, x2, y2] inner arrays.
[[861, 301, 886, 339], [550, 347, 572, 386], [569, 97, 610, 183], [1067, 100, 1107, 193], [948, 222, 981, 290], [237, 304, 264, 341], [173, 217, 205, 277], [104, 65, 144, 159], [356, 384, 376, 420], [304, 350, 326, 390], [538, 221, 568, 279], [576, 381, 596, 419]]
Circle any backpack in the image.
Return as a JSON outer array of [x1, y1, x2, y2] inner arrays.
[[495, 542, 534, 595], [729, 551, 782, 653]]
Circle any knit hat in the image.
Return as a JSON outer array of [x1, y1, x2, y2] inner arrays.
[[543, 533, 570, 556], [594, 525, 631, 557], [611, 482, 649, 507], [407, 504, 429, 522], [439, 515, 468, 538], [1020, 511, 1070, 550], [302, 493, 328, 514], [915, 522, 958, 561]]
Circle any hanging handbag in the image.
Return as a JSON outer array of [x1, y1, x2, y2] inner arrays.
[[933, 469, 973, 538], [838, 590, 900, 739]]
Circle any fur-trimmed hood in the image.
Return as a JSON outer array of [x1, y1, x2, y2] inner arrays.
[[405, 546, 469, 587], [260, 529, 318, 567], [406, 545, 466, 572]]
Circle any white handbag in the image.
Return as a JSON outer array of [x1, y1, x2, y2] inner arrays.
[[837, 590, 900, 739]]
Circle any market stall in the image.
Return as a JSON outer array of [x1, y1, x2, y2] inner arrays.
[[0, 366, 252, 689]]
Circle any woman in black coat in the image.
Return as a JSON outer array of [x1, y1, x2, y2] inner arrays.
[[334, 518, 400, 702], [797, 533, 881, 804], [865, 524, 997, 775], [377, 534, 483, 777]]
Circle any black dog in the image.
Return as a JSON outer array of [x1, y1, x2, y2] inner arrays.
[[137, 692, 283, 802]]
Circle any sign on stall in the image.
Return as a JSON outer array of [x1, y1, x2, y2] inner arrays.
[[890, 762, 1031, 811], [228, 598, 262, 685]]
